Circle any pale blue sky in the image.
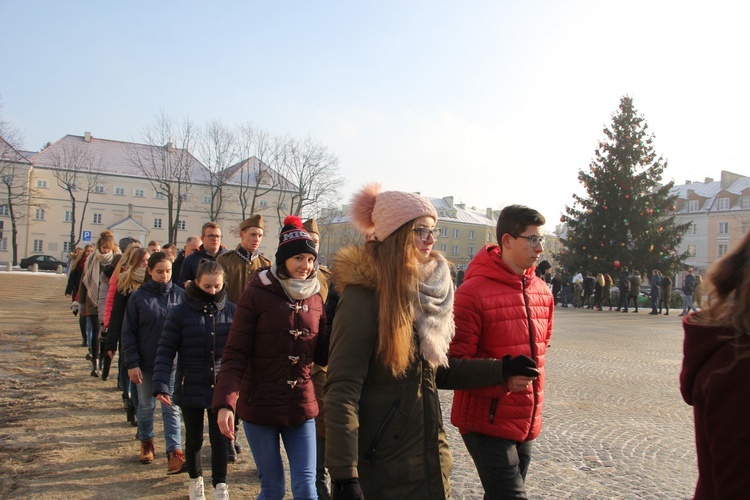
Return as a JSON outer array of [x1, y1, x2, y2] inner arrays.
[[2, 1, 748, 228]]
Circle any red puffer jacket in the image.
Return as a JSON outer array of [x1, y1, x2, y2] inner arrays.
[[212, 268, 328, 427], [449, 245, 554, 442]]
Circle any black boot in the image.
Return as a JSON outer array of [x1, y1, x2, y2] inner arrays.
[[101, 355, 112, 381], [90, 358, 99, 377]]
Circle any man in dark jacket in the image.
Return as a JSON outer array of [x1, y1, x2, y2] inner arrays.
[[617, 267, 630, 312], [649, 270, 662, 315], [177, 223, 227, 287], [628, 270, 642, 313], [680, 266, 698, 316], [171, 235, 200, 282]]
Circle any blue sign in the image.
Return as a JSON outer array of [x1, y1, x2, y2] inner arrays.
[[82, 231, 92, 242]]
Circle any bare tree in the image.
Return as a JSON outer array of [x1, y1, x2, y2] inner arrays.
[[274, 135, 343, 223], [1, 130, 38, 265], [48, 141, 105, 250], [235, 125, 288, 221], [196, 120, 239, 221], [130, 112, 198, 243]]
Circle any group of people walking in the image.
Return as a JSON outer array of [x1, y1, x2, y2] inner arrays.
[[63, 184, 558, 500]]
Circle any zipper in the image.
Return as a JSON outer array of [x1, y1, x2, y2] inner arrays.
[[489, 397, 499, 424], [522, 275, 539, 439], [364, 399, 400, 461]]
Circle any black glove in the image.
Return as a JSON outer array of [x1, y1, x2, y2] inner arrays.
[[332, 478, 363, 500], [502, 354, 540, 378]]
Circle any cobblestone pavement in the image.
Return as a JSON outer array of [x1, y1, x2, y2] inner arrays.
[[444, 307, 698, 499]]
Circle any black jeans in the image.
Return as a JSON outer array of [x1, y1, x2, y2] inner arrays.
[[182, 406, 229, 487], [462, 433, 532, 499]]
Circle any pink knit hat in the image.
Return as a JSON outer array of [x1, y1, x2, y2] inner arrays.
[[349, 183, 438, 241]]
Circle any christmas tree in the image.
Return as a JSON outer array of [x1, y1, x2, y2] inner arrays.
[[558, 96, 689, 276]]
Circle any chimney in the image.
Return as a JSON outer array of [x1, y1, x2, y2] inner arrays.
[[443, 196, 454, 208], [704, 177, 714, 183], [486, 208, 494, 220], [686, 180, 691, 185], [166, 142, 175, 153], [84, 132, 92, 143]]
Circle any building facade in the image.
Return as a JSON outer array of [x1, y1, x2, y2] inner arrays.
[[1, 133, 293, 264]]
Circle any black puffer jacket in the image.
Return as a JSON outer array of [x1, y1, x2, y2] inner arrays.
[[152, 282, 236, 408], [121, 279, 184, 371], [176, 244, 228, 287]]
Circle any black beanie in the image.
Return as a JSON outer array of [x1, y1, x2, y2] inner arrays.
[[276, 215, 318, 267]]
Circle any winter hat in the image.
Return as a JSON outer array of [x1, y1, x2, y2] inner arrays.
[[240, 214, 264, 232], [302, 218, 319, 235], [276, 215, 317, 266], [350, 183, 438, 241]]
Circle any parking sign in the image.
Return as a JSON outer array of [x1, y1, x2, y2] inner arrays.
[[82, 231, 92, 242]]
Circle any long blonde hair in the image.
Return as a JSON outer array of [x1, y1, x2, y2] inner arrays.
[[367, 221, 424, 377], [70, 244, 94, 271], [117, 248, 150, 294]]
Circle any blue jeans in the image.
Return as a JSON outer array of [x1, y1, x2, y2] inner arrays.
[[462, 433, 532, 499], [136, 369, 182, 454], [243, 418, 316, 500], [682, 294, 698, 314]]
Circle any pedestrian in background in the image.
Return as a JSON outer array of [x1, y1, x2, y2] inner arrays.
[[659, 273, 673, 315], [693, 274, 704, 310], [649, 269, 662, 315], [601, 274, 614, 310], [680, 231, 750, 499], [680, 266, 698, 316]]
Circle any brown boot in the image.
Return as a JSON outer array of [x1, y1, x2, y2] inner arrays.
[[139, 439, 155, 464], [167, 449, 187, 475]]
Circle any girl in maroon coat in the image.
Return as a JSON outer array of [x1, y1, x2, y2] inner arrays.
[[213, 216, 327, 500], [681, 231, 750, 499]]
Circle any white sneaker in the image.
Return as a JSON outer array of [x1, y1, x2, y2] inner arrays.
[[213, 482, 229, 500], [189, 477, 205, 500]]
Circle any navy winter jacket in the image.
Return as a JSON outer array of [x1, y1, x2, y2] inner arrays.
[[121, 279, 184, 371], [152, 283, 236, 408], [176, 245, 228, 287]]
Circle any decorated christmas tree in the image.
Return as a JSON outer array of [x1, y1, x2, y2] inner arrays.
[[558, 96, 689, 276]]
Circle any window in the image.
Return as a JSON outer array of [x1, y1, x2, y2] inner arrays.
[[180, 193, 189, 201], [719, 222, 729, 235], [468, 246, 475, 258], [134, 189, 145, 197], [154, 218, 162, 229], [689, 223, 697, 235], [154, 190, 166, 200], [742, 196, 750, 209], [743, 220, 750, 234], [718, 197, 730, 210], [487, 233, 493, 242], [469, 230, 475, 240], [688, 200, 699, 212], [687, 244, 696, 257], [114, 187, 125, 196], [203, 195, 211, 204], [718, 244, 728, 257], [440, 228, 448, 238], [33, 239, 43, 252], [453, 229, 460, 238], [63, 241, 72, 253], [177, 220, 186, 231], [0, 237, 6, 251], [0, 204, 9, 216], [34, 208, 45, 220], [94, 184, 105, 194], [452, 245, 459, 256], [36, 179, 48, 188], [93, 213, 102, 224], [440, 244, 447, 253], [64, 210, 73, 223], [259, 200, 269, 208]]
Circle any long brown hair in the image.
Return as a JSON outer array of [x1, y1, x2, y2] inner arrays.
[[694, 230, 750, 359], [118, 248, 150, 294], [366, 221, 424, 377]]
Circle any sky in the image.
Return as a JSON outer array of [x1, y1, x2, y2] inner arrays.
[[2, 1, 749, 230]]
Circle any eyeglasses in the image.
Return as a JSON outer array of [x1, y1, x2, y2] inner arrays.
[[514, 234, 545, 248], [204, 234, 222, 240], [413, 227, 440, 242]]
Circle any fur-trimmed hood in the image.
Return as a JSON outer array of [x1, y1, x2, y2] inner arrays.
[[332, 245, 378, 293]]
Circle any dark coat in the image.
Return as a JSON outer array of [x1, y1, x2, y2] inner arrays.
[[628, 274, 642, 297], [152, 283, 236, 408], [105, 288, 131, 353], [681, 316, 750, 499], [121, 279, 184, 371], [211, 268, 328, 427], [176, 244, 228, 287]]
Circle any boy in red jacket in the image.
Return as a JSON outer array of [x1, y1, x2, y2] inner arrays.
[[449, 204, 554, 498]]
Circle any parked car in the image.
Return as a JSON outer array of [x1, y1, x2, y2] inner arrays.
[[20, 255, 65, 271]]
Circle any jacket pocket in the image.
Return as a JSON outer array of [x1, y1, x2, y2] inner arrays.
[[179, 369, 187, 396], [364, 399, 400, 462], [489, 397, 499, 424]]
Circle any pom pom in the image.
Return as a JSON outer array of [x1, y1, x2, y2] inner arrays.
[[349, 183, 380, 235], [283, 215, 303, 228]]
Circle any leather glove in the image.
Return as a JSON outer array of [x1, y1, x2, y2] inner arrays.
[[502, 354, 540, 378], [332, 478, 363, 500]]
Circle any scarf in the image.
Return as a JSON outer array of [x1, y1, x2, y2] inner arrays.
[[264, 265, 321, 301], [411, 256, 455, 368], [132, 267, 147, 283], [83, 250, 114, 306]]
